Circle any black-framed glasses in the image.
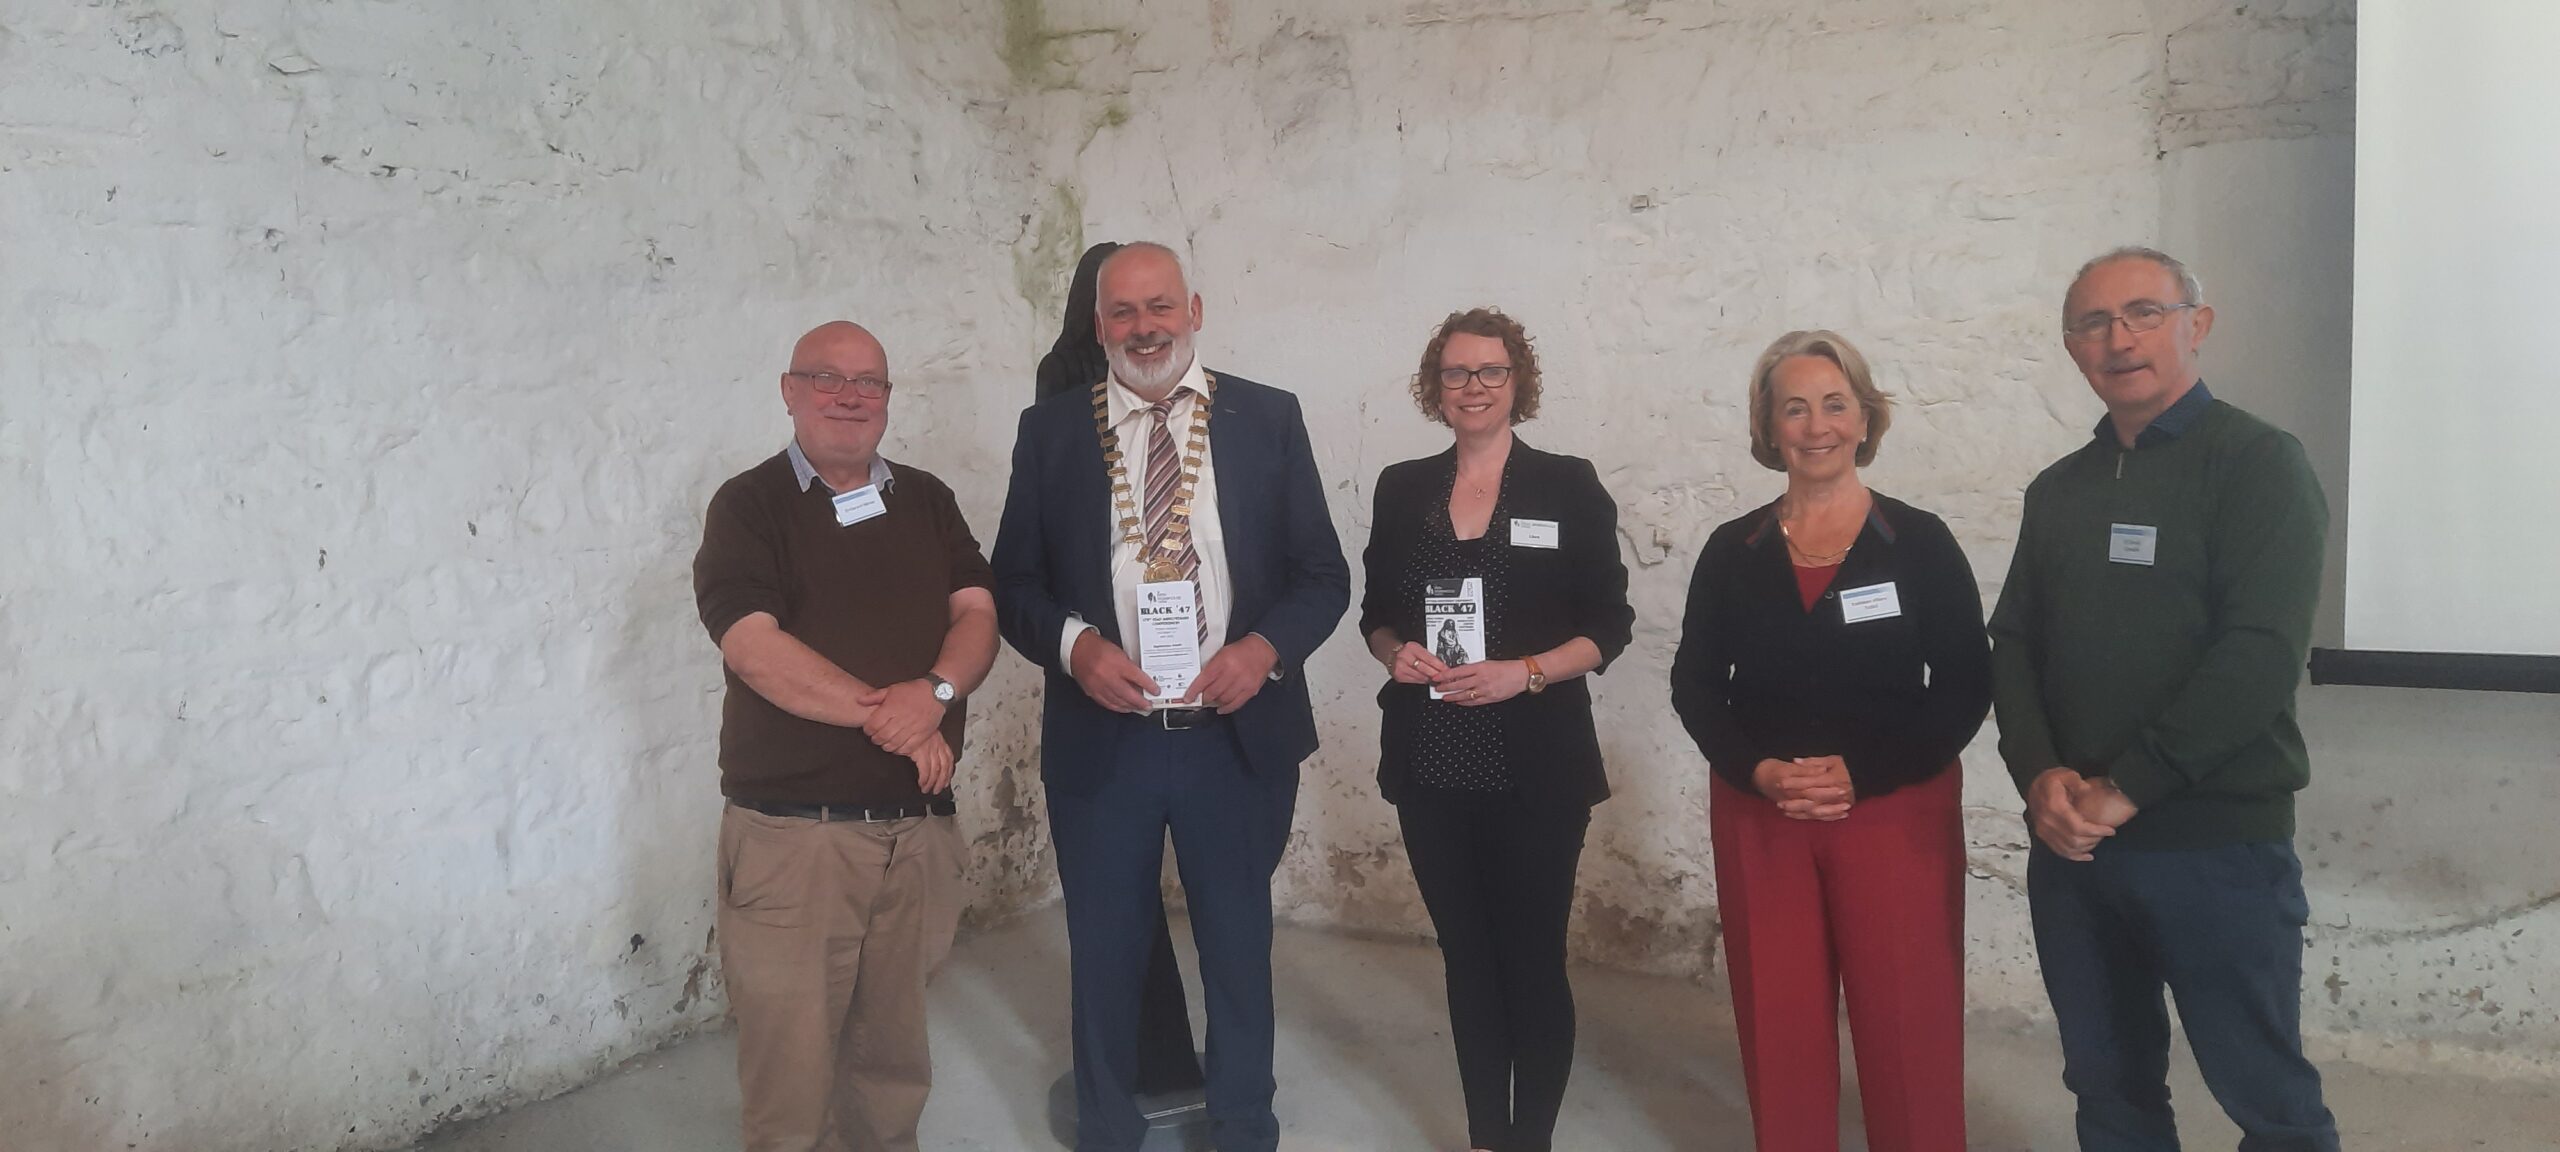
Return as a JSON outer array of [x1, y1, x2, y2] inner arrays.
[[1437, 364, 1514, 390], [2064, 301, 2195, 342], [792, 371, 893, 398]]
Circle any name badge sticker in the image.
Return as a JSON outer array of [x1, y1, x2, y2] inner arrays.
[[2108, 523, 2158, 566], [831, 484, 888, 526], [1510, 518, 1559, 549], [1839, 581, 1902, 624]]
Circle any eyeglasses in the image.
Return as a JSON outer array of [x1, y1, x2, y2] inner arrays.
[[1437, 365, 1514, 390], [791, 371, 893, 398], [2064, 301, 2196, 343]]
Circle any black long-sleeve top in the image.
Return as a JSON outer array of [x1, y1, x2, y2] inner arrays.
[[1362, 441, 1635, 809], [1670, 493, 1992, 802]]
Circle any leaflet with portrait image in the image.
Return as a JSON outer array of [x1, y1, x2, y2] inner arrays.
[[1423, 577, 1487, 701]]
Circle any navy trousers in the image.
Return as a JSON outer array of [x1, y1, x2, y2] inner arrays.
[[1048, 721, 1298, 1152], [2028, 841, 2340, 1152]]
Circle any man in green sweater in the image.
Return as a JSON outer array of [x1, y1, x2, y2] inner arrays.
[[1990, 248, 2340, 1151]]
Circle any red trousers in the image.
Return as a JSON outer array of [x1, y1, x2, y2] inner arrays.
[[1711, 766, 1966, 1152]]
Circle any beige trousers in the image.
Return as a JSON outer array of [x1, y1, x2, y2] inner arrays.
[[716, 804, 963, 1152]]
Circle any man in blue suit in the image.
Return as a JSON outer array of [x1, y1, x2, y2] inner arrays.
[[993, 242, 1349, 1152]]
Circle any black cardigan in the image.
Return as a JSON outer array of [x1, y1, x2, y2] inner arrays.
[[1669, 493, 1991, 802], [1361, 441, 1635, 809]]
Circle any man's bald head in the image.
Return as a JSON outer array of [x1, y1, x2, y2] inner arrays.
[[791, 321, 886, 377], [780, 321, 892, 482]]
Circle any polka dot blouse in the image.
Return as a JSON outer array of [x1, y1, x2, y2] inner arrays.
[[1405, 476, 1515, 792]]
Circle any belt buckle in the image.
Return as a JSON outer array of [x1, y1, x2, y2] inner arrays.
[[860, 806, 895, 824], [1155, 707, 1211, 731]]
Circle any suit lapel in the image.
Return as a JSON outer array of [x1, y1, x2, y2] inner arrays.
[[1068, 393, 1122, 641], [1208, 375, 1255, 617]]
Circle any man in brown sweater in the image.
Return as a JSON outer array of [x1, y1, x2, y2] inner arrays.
[[692, 321, 999, 1152]]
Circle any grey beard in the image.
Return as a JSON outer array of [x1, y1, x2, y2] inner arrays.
[[1106, 334, 1193, 394]]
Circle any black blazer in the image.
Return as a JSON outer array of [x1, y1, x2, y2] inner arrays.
[[1360, 441, 1634, 809], [1669, 493, 1991, 802], [991, 372, 1351, 793]]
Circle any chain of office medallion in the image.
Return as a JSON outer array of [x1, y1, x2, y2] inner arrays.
[[1093, 372, 1216, 574]]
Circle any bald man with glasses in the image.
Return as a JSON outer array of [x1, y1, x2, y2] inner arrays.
[[693, 321, 1000, 1152]]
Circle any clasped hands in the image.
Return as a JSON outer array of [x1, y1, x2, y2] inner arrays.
[[1070, 629, 1279, 716], [1385, 642, 1530, 706], [854, 678, 956, 794], [2027, 766, 2138, 860], [1753, 756, 1856, 821]]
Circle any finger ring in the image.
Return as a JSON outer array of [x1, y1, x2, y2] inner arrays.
[[1469, 688, 1480, 700]]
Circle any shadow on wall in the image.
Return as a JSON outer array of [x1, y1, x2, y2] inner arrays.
[[0, 1004, 114, 1151]]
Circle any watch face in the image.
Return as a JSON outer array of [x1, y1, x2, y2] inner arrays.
[[932, 681, 956, 701]]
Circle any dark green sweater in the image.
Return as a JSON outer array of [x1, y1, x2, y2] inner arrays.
[[1989, 385, 2328, 849]]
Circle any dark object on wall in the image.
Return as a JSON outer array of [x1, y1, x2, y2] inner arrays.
[[1036, 241, 1123, 401], [2308, 649, 2560, 694]]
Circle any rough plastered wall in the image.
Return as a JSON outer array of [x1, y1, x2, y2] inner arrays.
[[0, 2, 1052, 1149], [1009, 0, 2560, 1076]]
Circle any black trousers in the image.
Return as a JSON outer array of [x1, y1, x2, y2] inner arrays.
[[1398, 786, 1590, 1152]]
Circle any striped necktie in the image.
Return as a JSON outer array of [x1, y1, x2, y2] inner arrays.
[[1142, 396, 1206, 642]]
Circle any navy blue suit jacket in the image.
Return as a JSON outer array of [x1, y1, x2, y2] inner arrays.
[[991, 371, 1351, 793]]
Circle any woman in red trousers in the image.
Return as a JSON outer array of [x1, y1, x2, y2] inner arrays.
[[1669, 330, 1992, 1151]]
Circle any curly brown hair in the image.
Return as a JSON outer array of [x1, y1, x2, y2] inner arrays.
[[1409, 308, 1542, 425]]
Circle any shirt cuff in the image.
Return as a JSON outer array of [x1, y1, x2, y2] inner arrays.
[[1249, 631, 1285, 681], [1059, 616, 1097, 673]]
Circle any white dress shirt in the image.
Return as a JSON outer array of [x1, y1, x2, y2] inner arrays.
[[1057, 356, 1236, 672]]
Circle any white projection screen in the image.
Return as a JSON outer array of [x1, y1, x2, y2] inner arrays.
[[2342, 0, 2560, 686]]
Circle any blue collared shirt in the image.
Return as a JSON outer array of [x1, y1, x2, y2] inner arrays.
[[786, 440, 895, 495], [2093, 380, 2216, 449]]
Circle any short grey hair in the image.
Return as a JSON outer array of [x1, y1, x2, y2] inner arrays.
[[2067, 246, 2204, 316], [1093, 241, 1193, 323]]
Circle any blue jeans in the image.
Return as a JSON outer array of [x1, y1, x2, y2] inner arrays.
[[2028, 841, 2340, 1152]]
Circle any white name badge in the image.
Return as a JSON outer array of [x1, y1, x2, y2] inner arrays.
[[1839, 581, 1903, 624], [1510, 518, 1559, 549], [1135, 580, 1202, 704], [2108, 523, 2158, 566], [831, 484, 888, 527]]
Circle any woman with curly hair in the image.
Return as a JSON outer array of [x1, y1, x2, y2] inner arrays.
[[1359, 308, 1634, 1152]]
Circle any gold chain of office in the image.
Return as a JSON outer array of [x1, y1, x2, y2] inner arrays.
[[1094, 371, 1217, 583]]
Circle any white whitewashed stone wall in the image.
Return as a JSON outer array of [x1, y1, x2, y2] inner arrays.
[[0, 2, 1051, 1149], [8, 0, 2555, 1149]]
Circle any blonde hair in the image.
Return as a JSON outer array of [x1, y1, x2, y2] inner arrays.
[[1746, 329, 1892, 472]]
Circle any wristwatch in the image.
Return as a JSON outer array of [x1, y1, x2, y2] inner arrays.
[[1522, 655, 1548, 695], [923, 673, 957, 703]]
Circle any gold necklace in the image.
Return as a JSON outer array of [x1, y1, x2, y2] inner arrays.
[[1095, 373, 1216, 582], [1780, 521, 1854, 565], [1778, 499, 1859, 565]]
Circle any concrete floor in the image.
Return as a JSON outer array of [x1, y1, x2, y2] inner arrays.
[[411, 909, 2558, 1151]]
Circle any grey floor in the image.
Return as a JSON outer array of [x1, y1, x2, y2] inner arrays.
[[412, 909, 2559, 1151]]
